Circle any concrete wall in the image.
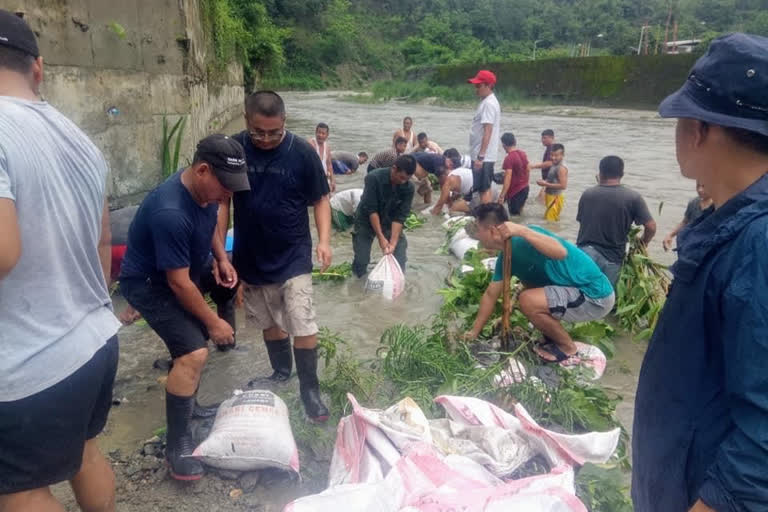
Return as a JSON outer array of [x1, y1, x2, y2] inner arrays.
[[1, 0, 245, 206]]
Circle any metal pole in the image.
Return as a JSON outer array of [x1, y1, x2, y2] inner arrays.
[[637, 25, 646, 55]]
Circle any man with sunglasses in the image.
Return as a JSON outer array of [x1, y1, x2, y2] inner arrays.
[[228, 91, 332, 422]]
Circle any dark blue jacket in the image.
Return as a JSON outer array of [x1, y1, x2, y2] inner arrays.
[[633, 175, 768, 512]]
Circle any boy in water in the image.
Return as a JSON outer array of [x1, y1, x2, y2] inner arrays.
[[536, 143, 567, 221]]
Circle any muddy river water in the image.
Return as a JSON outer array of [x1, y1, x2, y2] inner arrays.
[[58, 91, 692, 510]]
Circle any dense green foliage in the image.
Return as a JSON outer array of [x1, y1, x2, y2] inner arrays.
[[202, 0, 768, 90]]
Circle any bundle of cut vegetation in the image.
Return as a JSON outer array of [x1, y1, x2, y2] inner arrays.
[[615, 226, 671, 339]]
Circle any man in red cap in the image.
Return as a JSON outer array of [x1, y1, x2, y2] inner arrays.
[[467, 70, 501, 204]]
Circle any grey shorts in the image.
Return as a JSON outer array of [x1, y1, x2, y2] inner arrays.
[[243, 274, 317, 337], [544, 286, 615, 323]]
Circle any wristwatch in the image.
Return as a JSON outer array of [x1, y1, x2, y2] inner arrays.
[[477, 155, 485, 161]]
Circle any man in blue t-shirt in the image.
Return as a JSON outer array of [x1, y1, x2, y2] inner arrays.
[[466, 203, 614, 363], [120, 134, 250, 481], [224, 91, 333, 422]]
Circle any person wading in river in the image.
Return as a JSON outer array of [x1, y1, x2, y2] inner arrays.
[[331, 150, 368, 175], [430, 164, 474, 215], [468, 70, 501, 205], [367, 138, 408, 173], [537, 143, 568, 221], [0, 11, 122, 510], [392, 116, 418, 153], [413, 132, 443, 154], [497, 132, 530, 216], [229, 91, 332, 422], [465, 204, 614, 363], [662, 181, 713, 252], [529, 129, 556, 204], [309, 122, 335, 192], [352, 155, 416, 277], [119, 135, 249, 481], [576, 156, 656, 287], [633, 33, 768, 512]]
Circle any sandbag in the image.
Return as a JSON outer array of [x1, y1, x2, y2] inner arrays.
[[449, 229, 479, 260], [559, 342, 607, 380], [365, 255, 405, 300], [192, 390, 299, 473]]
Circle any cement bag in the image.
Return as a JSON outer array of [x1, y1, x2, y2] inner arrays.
[[192, 390, 299, 473], [328, 394, 432, 487], [434, 395, 620, 469], [449, 229, 479, 260], [365, 255, 405, 300]]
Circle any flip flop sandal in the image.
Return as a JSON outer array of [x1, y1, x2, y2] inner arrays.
[[536, 341, 580, 365], [535, 341, 570, 363]]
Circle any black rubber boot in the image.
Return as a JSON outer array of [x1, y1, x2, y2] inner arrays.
[[215, 300, 237, 352], [248, 337, 292, 386], [294, 347, 329, 423], [165, 391, 205, 481]]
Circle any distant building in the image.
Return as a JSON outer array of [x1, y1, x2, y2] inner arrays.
[[665, 39, 702, 54]]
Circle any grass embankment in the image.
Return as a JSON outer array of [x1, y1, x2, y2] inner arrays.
[[345, 79, 547, 110]]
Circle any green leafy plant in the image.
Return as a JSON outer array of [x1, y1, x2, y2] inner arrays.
[[576, 463, 633, 512], [404, 212, 427, 231], [107, 22, 127, 40], [567, 320, 617, 359], [312, 262, 353, 282], [615, 227, 671, 339], [161, 116, 186, 178]]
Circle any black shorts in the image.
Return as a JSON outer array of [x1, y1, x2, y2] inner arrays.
[[506, 186, 530, 215], [121, 277, 209, 359], [472, 161, 495, 193], [0, 336, 118, 494]]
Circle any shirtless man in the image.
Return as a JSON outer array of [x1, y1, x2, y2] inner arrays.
[[392, 116, 418, 152], [529, 129, 556, 204], [309, 123, 335, 192], [413, 132, 443, 154]]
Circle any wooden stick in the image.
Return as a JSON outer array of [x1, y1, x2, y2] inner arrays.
[[501, 240, 512, 352]]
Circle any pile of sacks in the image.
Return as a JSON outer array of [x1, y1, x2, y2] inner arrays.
[[285, 393, 621, 512]]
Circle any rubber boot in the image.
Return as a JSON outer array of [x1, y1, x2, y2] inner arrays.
[[192, 384, 220, 419], [165, 391, 205, 481], [294, 347, 329, 423], [215, 299, 237, 352], [248, 337, 292, 386]]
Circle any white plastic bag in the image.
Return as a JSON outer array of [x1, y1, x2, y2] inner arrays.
[[192, 390, 299, 473], [365, 255, 405, 300]]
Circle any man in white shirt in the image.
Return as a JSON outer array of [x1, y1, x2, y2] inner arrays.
[[468, 70, 501, 205]]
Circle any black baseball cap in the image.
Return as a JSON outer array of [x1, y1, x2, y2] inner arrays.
[[659, 33, 768, 137], [195, 134, 250, 192], [0, 10, 40, 58]]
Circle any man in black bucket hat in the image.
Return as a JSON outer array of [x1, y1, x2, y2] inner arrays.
[[119, 134, 249, 481], [633, 33, 768, 512]]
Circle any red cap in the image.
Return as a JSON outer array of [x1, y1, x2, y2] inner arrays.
[[467, 70, 497, 85]]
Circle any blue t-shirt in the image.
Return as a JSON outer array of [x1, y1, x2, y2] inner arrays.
[[412, 151, 445, 175], [492, 225, 613, 299], [120, 171, 218, 284], [231, 131, 330, 285]]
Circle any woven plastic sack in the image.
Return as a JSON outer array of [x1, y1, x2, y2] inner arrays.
[[192, 390, 299, 473], [365, 254, 405, 300]]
